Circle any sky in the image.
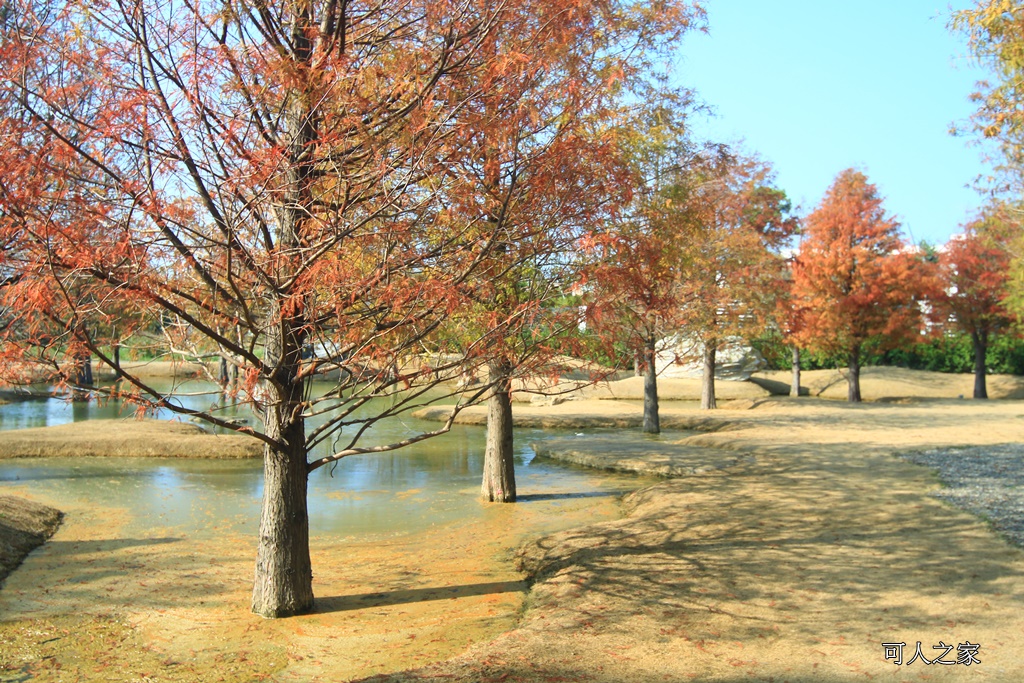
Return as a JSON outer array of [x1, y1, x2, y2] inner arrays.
[[675, 0, 995, 246]]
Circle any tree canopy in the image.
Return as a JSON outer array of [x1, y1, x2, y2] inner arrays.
[[791, 169, 928, 402], [952, 2, 1024, 193], [0, 0, 703, 617]]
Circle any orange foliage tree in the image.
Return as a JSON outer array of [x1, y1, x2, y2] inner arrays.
[[435, 3, 700, 500], [672, 153, 798, 409], [583, 106, 706, 433], [934, 210, 1015, 398], [0, 0, 700, 617], [791, 169, 928, 402], [587, 142, 796, 427]]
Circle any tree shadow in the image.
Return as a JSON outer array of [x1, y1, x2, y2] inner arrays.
[[356, 663, 859, 683], [358, 435, 1024, 679], [748, 375, 800, 395], [516, 490, 630, 502], [44, 537, 183, 554], [315, 580, 527, 613], [0, 535, 247, 611]]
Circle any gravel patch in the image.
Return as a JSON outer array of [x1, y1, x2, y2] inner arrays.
[[899, 443, 1024, 547]]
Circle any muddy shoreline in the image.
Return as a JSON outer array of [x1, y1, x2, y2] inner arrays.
[[0, 496, 62, 588]]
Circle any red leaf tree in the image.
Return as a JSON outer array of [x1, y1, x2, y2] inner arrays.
[[791, 169, 928, 402], [934, 210, 1015, 398], [587, 143, 796, 425], [0, 0, 698, 616], [435, 3, 699, 500], [672, 153, 798, 409], [583, 105, 702, 433]]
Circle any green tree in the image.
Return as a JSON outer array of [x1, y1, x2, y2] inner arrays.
[[952, 2, 1024, 193]]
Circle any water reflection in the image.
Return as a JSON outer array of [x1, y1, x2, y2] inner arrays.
[[0, 379, 479, 459], [0, 379, 249, 431]]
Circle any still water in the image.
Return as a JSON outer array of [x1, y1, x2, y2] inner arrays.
[[0, 381, 648, 541]]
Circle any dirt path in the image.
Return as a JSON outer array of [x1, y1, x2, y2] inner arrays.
[[365, 397, 1024, 682]]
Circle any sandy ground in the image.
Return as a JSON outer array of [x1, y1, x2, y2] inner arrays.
[[0, 419, 262, 459], [3, 368, 1024, 681], [513, 375, 773, 402], [754, 366, 1024, 400], [381, 379, 1024, 681], [0, 448, 634, 682]]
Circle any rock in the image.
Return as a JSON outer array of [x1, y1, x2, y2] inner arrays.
[[655, 335, 767, 381], [529, 394, 576, 407]]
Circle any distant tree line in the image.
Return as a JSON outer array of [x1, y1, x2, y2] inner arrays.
[[752, 329, 1024, 376]]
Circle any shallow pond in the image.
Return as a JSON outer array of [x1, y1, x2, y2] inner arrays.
[[0, 381, 650, 541]]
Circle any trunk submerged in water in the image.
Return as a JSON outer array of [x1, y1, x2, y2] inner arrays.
[[642, 335, 659, 434], [481, 360, 516, 503], [73, 352, 93, 401]]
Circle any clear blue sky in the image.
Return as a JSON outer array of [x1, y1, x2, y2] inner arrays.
[[676, 0, 994, 246]]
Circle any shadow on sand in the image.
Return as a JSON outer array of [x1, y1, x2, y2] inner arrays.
[[315, 580, 527, 613]]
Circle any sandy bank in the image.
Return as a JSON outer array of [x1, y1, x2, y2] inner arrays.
[[100, 360, 216, 379], [413, 399, 751, 430], [569, 375, 771, 400], [0, 419, 261, 459], [530, 432, 754, 477], [0, 496, 62, 586]]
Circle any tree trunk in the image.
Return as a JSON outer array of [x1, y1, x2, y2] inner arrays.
[[971, 330, 988, 399], [250, 2, 317, 618], [251, 303, 313, 617], [847, 345, 862, 403], [73, 353, 93, 402], [254, 67, 315, 613], [790, 346, 801, 397], [642, 334, 660, 434], [701, 340, 716, 410], [481, 360, 516, 502], [251, 429, 313, 618]]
